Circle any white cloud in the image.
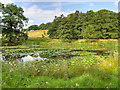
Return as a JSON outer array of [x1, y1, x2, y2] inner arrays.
[[90, 2, 93, 6], [51, 2, 62, 7], [24, 20, 34, 28], [22, 5, 72, 28], [23, 5, 68, 22], [4, 0, 119, 2], [114, 0, 119, 6], [42, 2, 62, 8], [112, 10, 118, 13], [0, 0, 13, 4]]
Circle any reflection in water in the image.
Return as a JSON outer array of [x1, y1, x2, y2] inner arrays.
[[1, 49, 110, 63], [21, 55, 34, 62], [2, 54, 48, 63], [21, 55, 47, 62]]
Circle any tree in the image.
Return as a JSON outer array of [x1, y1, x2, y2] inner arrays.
[[47, 9, 119, 39], [38, 22, 52, 30], [28, 25, 39, 31], [1, 3, 28, 44], [39, 23, 45, 30], [118, 12, 120, 38], [47, 14, 64, 38]]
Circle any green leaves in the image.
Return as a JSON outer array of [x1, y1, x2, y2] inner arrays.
[[47, 9, 118, 39], [1, 3, 28, 44], [27, 25, 39, 31]]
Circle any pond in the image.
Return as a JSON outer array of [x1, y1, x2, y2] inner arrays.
[[1, 48, 110, 63], [2, 53, 48, 63]]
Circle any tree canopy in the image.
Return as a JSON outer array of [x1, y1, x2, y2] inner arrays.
[[27, 25, 39, 31], [24, 22, 52, 31], [48, 9, 119, 39], [39, 22, 52, 30], [1, 2, 28, 44]]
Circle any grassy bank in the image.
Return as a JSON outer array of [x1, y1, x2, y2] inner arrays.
[[27, 30, 48, 39], [1, 38, 118, 88]]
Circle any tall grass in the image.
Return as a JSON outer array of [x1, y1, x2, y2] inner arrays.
[[2, 39, 118, 88], [2, 53, 118, 88]]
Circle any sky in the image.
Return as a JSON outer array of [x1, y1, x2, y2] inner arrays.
[[0, 0, 119, 28]]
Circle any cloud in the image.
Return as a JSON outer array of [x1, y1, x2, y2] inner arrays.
[[0, 0, 13, 4], [90, 2, 93, 6], [24, 20, 34, 28], [112, 10, 118, 13], [114, 0, 119, 6], [43, 2, 62, 8], [23, 5, 62, 22], [22, 5, 72, 28]]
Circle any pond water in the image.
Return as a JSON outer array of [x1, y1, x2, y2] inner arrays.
[[21, 55, 47, 62], [1, 53, 48, 63], [1, 48, 110, 63]]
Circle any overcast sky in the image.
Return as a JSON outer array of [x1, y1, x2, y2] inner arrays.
[[0, 0, 119, 28]]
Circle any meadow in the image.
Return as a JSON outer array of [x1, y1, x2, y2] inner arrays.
[[26, 30, 48, 39], [1, 30, 119, 88]]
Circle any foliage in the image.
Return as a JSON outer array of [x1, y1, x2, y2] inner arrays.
[[0, 2, 28, 44], [24, 22, 52, 31], [38, 22, 52, 30], [48, 9, 119, 39], [2, 52, 118, 88], [27, 25, 39, 31], [2, 38, 118, 88]]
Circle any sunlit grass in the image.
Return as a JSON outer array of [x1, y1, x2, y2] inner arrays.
[[2, 52, 118, 88], [1, 38, 118, 88], [27, 30, 48, 39]]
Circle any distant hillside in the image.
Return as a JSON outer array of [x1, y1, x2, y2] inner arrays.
[[26, 30, 48, 39]]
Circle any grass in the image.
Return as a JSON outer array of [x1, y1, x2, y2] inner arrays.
[[26, 30, 48, 39], [3, 73, 116, 88], [2, 53, 118, 88], [0, 34, 2, 38], [1, 38, 118, 88]]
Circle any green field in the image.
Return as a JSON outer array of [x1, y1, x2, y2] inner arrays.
[[1, 33, 118, 88], [27, 30, 48, 39]]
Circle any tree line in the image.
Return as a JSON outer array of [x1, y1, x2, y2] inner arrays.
[[1, 2, 119, 46], [47, 9, 119, 39], [24, 22, 52, 31]]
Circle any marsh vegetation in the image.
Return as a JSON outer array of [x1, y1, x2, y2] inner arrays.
[[1, 38, 118, 88]]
